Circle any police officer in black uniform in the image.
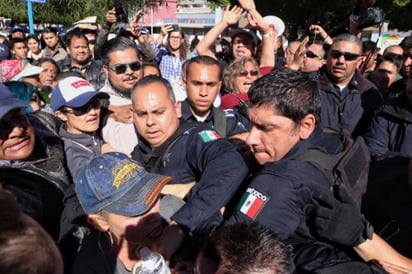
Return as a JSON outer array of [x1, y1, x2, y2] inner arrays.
[[226, 69, 383, 273], [181, 55, 249, 138], [130, 75, 248, 233]]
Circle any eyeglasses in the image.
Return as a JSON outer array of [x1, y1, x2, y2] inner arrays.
[[63, 97, 102, 116], [169, 36, 182, 40], [306, 50, 324, 60], [330, 50, 361, 61], [108, 61, 142, 74], [238, 70, 259, 77]]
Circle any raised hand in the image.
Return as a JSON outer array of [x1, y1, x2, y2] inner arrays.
[[222, 5, 244, 26]]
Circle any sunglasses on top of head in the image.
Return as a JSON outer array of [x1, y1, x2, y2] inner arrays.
[[238, 70, 259, 77], [330, 50, 361, 61], [63, 97, 102, 116], [108, 61, 143, 74]]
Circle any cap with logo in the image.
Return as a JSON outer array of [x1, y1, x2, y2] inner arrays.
[[75, 152, 173, 216], [50, 76, 109, 111]]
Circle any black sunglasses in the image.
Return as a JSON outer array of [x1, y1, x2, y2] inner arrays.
[[330, 50, 361, 61], [108, 61, 142, 74], [238, 70, 259, 77], [306, 50, 324, 60], [63, 97, 102, 116]]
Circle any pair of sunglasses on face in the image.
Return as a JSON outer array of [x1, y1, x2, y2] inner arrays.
[[108, 61, 143, 74], [238, 70, 259, 77], [329, 50, 361, 61], [63, 97, 102, 116]]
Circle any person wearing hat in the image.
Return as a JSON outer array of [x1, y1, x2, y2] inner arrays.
[[72, 152, 181, 273], [5, 81, 45, 113], [0, 43, 10, 61], [51, 76, 112, 180], [195, 0, 275, 74], [9, 25, 25, 40], [0, 83, 70, 237], [11, 62, 44, 89]]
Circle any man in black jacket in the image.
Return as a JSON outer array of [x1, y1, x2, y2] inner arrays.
[[0, 83, 70, 239], [130, 75, 248, 233], [59, 29, 106, 90], [317, 33, 383, 137], [227, 69, 378, 272]]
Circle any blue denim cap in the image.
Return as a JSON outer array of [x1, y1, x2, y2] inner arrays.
[[75, 152, 173, 216], [0, 83, 27, 119]]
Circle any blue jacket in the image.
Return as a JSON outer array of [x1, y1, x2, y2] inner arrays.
[[131, 121, 249, 232], [227, 127, 356, 271], [364, 94, 412, 185], [181, 99, 249, 138], [365, 93, 412, 157], [318, 68, 383, 137]]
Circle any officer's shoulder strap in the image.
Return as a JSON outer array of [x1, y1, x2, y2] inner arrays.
[[212, 107, 227, 138], [295, 127, 370, 206]]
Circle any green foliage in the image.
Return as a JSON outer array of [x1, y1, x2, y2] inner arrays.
[[393, 0, 410, 6], [209, 0, 230, 10]]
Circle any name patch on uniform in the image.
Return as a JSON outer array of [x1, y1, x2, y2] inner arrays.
[[236, 187, 268, 219], [198, 130, 221, 143]]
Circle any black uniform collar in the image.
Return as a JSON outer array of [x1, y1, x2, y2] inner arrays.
[[181, 99, 213, 123]]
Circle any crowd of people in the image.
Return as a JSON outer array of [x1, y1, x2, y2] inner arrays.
[[0, 0, 412, 273]]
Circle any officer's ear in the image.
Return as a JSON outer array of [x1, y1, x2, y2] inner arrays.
[[298, 114, 316, 140], [174, 101, 182, 118]]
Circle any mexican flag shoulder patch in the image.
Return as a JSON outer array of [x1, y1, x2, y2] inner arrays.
[[236, 187, 268, 220], [198, 130, 221, 143]]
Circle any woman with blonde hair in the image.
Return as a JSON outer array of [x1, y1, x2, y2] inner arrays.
[[221, 56, 261, 109]]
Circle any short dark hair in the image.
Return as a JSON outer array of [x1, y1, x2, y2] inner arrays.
[[64, 29, 89, 48], [42, 26, 58, 35], [26, 34, 40, 44], [200, 222, 295, 274], [10, 38, 26, 48], [101, 36, 139, 65], [184, 55, 222, 80], [131, 75, 176, 104], [375, 55, 402, 73], [33, 57, 60, 74], [248, 68, 321, 125]]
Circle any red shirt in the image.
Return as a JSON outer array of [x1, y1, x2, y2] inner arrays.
[[220, 66, 273, 110]]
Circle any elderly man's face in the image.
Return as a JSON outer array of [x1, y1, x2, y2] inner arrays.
[[0, 108, 35, 160]]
